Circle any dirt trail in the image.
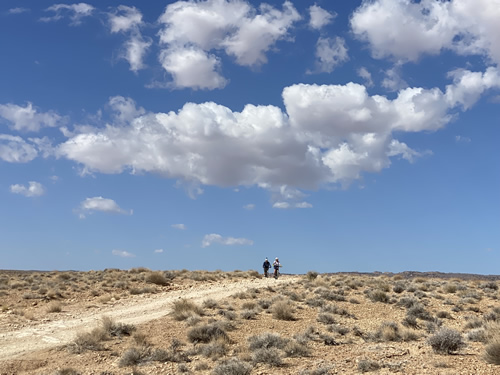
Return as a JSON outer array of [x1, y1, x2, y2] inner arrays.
[[0, 276, 299, 361]]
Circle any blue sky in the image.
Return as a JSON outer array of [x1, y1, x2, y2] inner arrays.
[[1, 0, 499, 274]]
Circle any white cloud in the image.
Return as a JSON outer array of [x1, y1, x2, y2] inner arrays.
[[159, 47, 227, 90], [455, 135, 471, 143], [109, 6, 151, 72], [172, 223, 186, 230], [154, 249, 164, 253], [157, 0, 300, 89], [309, 5, 335, 30], [0, 102, 62, 132], [57, 68, 496, 203], [108, 96, 145, 124], [8, 8, 30, 14], [112, 249, 135, 258], [310, 37, 349, 74], [243, 204, 255, 210], [109, 5, 143, 33], [10, 181, 45, 197], [351, 0, 500, 65], [382, 65, 408, 92], [0, 135, 38, 163], [41, 3, 94, 25], [357, 67, 373, 87], [273, 201, 312, 209], [77, 197, 132, 218], [201, 233, 253, 248]]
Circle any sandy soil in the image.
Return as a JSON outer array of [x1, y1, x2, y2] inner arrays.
[[0, 275, 299, 361]]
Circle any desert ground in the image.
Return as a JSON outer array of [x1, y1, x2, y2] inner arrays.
[[1, 268, 500, 375]]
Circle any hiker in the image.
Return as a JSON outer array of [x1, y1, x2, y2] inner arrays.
[[263, 258, 271, 277], [273, 257, 282, 279]]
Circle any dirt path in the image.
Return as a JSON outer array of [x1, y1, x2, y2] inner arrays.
[[0, 276, 299, 361]]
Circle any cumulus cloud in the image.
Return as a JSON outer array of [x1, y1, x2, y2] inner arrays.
[[273, 201, 312, 209], [159, 47, 227, 90], [154, 249, 164, 253], [243, 204, 255, 210], [0, 102, 62, 132], [172, 223, 186, 230], [357, 67, 374, 87], [351, 0, 500, 65], [310, 37, 349, 74], [56, 68, 498, 203], [41, 3, 94, 25], [201, 233, 253, 248], [77, 197, 132, 218], [108, 6, 152, 72], [10, 181, 45, 197], [112, 249, 135, 258], [382, 65, 408, 92], [309, 4, 335, 30], [0, 135, 38, 163], [157, 0, 300, 89]]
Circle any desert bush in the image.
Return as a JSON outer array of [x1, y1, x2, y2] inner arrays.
[[171, 299, 204, 321], [329, 325, 350, 336], [428, 328, 466, 354], [272, 300, 295, 321], [298, 365, 334, 375], [145, 271, 169, 286], [443, 284, 457, 293], [369, 290, 389, 303], [465, 317, 483, 329], [407, 304, 433, 321], [480, 281, 498, 291], [102, 316, 136, 337], [317, 312, 336, 325], [212, 358, 252, 375], [358, 359, 380, 372], [203, 298, 219, 309], [402, 314, 419, 328], [436, 311, 452, 319], [187, 322, 229, 344], [484, 340, 500, 365], [68, 328, 106, 353], [47, 301, 63, 313], [467, 328, 486, 342], [218, 309, 237, 320], [240, 309, 258, 320], [251, 347, 282, 367], [199, 339, 228, 359], [119, 346, 150, 367], [393, 282, 406, 293], [248, 332, 288, 350], [53, 368, 80, 375], [320, 333, 339, 346], [284, 340, 311, 357], [307, 271, 319, 281]]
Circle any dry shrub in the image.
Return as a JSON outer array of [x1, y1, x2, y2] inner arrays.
[[284, 340, 311, 357], [203, 298, 219, 309], [212, 358, 252, 375], [369, 290, 389, 303], [484, 340, 500, 365], [428, 328, 466, 354], [119, 346, 150, 367], [358, 359, 380, 372], [306, 271, 319, 281], [251, 347, 282, 367], [102, 316, 136, 337], [46, 301, 62, 313], [272, 300, 295, 321], [199, 338, 228, 359], [171, 299, 204, 321], [248, 332, 288, 351], [145, 271, 169, 286], [187, 322, 229, 344], [68, 328, 107, 353]]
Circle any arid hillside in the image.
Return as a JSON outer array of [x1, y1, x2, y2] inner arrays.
[[1, 269, 500, 374]]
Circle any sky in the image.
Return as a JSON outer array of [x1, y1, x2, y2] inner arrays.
[[0, 0, 499, 274]]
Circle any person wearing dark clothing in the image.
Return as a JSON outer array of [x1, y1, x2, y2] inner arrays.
[[263, 258, 271, 277]]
